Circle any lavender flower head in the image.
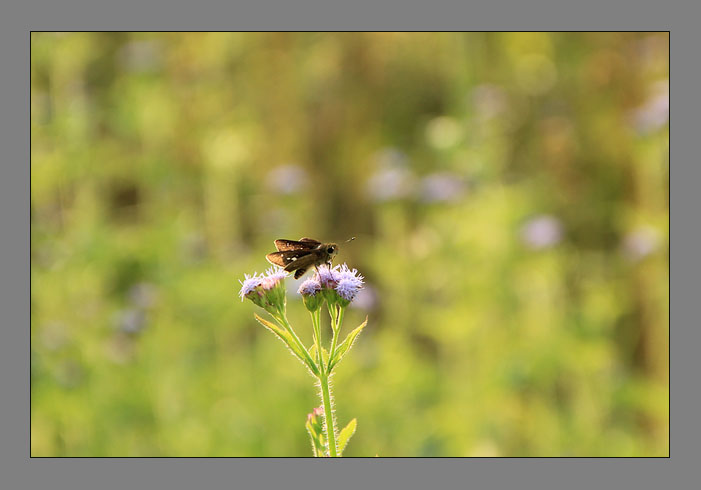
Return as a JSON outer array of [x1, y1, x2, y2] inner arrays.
[[305, 263, 366, 307], [261, 266, 289, 290], [239, 272, 264, 301], [298, 277, 322, 297], [298, 276, 323, 312], [238, 267, 289, 314], [316, 264, 338, 289], [521, 214, 563, 250], [334, 264, 365, 303]]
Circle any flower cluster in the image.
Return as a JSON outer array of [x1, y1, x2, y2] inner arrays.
[[297, 264, 365, 310], [238, 266, 289, 315]]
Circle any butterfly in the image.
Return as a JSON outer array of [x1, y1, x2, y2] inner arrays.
[[266, 237, 352, 279]]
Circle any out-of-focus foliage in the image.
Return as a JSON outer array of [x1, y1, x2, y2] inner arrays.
[[31, 32, 669, 457]]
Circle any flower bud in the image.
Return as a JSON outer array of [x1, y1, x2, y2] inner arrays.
[[298, 277, 323, 312], [305, 406, 326, 454]]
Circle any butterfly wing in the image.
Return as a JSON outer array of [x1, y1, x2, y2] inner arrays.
[[274, 239, 319, 252], [266, 250, 316, 270]]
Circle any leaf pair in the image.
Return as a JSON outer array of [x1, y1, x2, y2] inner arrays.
[[254, 313, 319, 377]]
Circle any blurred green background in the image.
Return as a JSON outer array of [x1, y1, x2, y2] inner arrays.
[[30, 32, 669, 457]]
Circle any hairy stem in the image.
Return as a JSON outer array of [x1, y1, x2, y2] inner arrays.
[[311, 309, 323, 367], [327, 305, 345, 372], [318, 372, 338, 457]]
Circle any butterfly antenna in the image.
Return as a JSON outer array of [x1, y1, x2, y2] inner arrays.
[[345, 236, 356, 243]]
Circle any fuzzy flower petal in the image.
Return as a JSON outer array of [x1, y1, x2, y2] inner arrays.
[[298, 277, 322, 297], [238, 273, 263, 301], [316, 264, 339, 288], [261, 266, 289, 290], [333, 264, 364, 302]]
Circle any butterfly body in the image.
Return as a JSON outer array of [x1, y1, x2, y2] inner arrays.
[[266, 238, 339, 279]]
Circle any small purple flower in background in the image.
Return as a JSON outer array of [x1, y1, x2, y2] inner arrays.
[[366, 166, 415, 202], [472, 84, 508, 120], [114, 308, 146, 334], [521, 215, 563, 250], [128, 282, 158, 309], [368, 148, 413, 197], [419, 172, 466, 203], [630, 80, 669, 134], [367, 147, 414, 202], [266, 164, 309, 195], [623, 227, 661, 261]]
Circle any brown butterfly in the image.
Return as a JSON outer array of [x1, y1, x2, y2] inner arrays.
[[266, 237, 352, 279]]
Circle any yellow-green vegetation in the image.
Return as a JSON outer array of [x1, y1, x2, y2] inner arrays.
[[31, 32, 669, 457]]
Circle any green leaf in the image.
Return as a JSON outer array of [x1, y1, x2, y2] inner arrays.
[[337, 418, 357, 456], [328, 316, 368, 371], [254, 314, 319, 376]]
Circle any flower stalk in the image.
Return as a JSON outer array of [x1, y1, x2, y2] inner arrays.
[[239, 264, 367, 457]]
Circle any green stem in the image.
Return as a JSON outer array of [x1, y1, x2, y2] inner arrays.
[[327, 306, 345, 372], [311, 309, 324, 372], [319, 372, 338, 457]]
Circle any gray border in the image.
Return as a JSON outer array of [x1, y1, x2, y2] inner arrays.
[[5, 0, 689, 489]]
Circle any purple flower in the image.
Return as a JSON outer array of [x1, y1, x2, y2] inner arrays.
[[366, 147, 414, 202], [630, 80, 669, 134], [520, 215, 563, 250], [333, 264, 365, 303], [261, 266, 288, 290], [309, 263, 366, 306], [266, 164, 308, 195], [239, 267, 289, 314], [622, 227, 661, 261], [114, 308, 146, 334], [419, 172, 466, 203], [367, 166, 414, 202], [298, 278, 322, 297], [298, 276, 323, 312], [239, 272, 264, 301], [316, 264, 339, 288]]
